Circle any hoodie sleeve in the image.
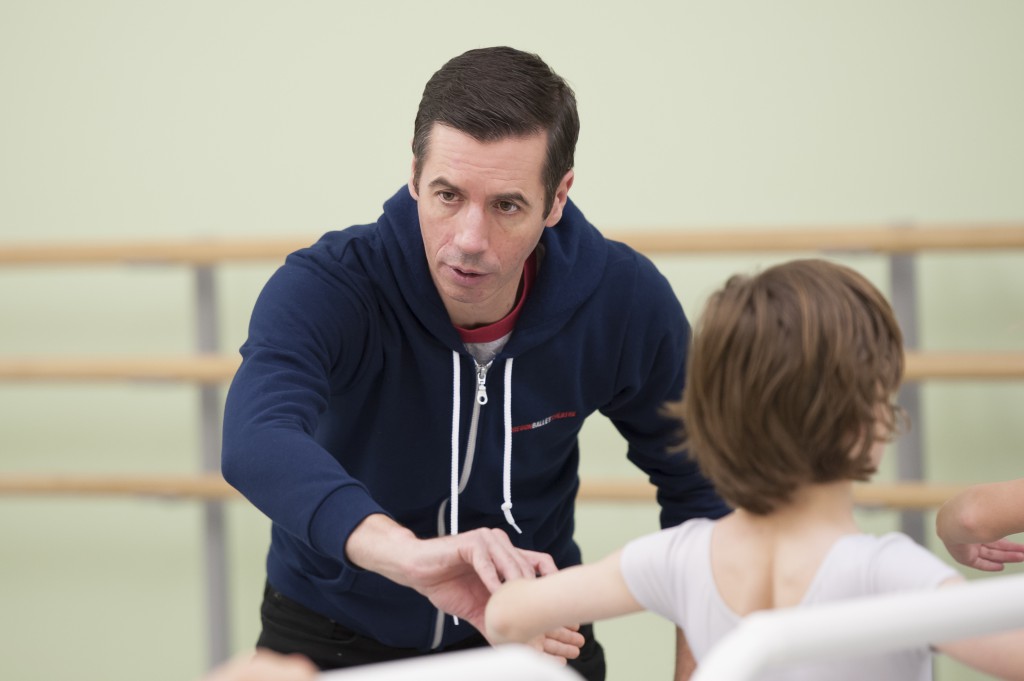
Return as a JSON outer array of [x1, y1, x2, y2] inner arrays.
[[601, 254, 731, 529], [221, 241, 388, 566]]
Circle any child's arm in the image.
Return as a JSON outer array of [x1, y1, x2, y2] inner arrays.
[[485, 548, 644, 645], [936, 479, 1024, 571], [934, 577, 1024, 680]]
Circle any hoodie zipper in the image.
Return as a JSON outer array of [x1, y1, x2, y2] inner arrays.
[[475, 360, 491, 405], [431, 357, 492, 649], [463, 360, 491, 488]]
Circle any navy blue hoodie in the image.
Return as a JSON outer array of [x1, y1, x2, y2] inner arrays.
[[222, 186, 728, 650]]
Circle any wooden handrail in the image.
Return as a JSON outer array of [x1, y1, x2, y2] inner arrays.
[[0, 239, 311, 265], [2, 351, 1022, 382], [0, 473, 965, 510], [618, 224, 1024, 255], [851, 482, 968, 510], [1, 224, 1023, 265], [905, 352, 1024, 380], [0, 473, 240, 499], [0, 355, 239, 383], [579, 479, 967, 511]]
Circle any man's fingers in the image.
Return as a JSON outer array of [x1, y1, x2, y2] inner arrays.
[[520, 549, 559, 577], [464, 528, 537, 590], [469, 553, 504, 592], [452, 528, 561, 597]]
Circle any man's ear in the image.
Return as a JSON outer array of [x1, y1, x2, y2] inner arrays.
[[543, 170, 575, 227], [407, 156, 420, 200]]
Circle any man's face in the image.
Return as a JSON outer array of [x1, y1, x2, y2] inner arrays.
[[409, 123, 572, 329]]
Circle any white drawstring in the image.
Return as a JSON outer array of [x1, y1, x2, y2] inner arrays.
[[500, 358, 522, 534], [449, 350, 461, 538]]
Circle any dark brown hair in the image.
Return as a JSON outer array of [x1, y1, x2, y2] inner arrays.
[[411, 46, 579, 215], [676, 259, 905, 515]]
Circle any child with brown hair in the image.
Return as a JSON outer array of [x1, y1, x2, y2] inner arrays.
[[486, 258, 1024, 679]]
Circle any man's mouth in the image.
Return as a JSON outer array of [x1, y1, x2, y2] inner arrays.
[[449, 264, 486, 279]]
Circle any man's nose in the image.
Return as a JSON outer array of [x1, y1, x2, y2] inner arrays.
[[453, 204, 489, 254]]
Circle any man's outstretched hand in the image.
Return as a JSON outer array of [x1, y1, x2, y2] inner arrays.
[[345, 515, 584, 663]]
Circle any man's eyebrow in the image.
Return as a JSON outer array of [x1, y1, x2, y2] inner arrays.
[[427, 177, 462, 193], [494, 191, 531, 209]]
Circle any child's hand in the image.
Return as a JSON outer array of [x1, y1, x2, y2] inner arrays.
[[525, 624, 584, 665], [944, 537, 1024, 571]]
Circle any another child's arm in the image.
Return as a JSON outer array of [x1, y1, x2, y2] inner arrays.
[[934, 576, 1024, 680], [201, 650, 317, 681], [485, 548, 644, 645], [936, 479, 1024, 571]]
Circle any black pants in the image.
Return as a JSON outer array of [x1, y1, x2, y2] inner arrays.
[[257, 583, 606, 680]]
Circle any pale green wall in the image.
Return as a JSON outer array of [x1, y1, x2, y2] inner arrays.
[[1, 2, 1023, 680]]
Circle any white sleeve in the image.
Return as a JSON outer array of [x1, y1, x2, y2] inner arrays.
[[619, 520, 706, 626], [868, 532, 960, 593]]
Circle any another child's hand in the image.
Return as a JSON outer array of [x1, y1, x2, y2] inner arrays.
[[943, 537, 1024, 571], [201, 650, 318, 681]]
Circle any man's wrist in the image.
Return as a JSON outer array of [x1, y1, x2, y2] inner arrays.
[[345, 513, 419, 583]]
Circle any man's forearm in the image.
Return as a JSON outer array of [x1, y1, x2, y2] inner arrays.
[[344, 513, 419, 584]]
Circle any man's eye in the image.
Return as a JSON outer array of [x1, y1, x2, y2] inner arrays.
[[438, 191, 457, 202], [496, 201, 519, 214]]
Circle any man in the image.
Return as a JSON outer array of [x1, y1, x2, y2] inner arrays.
[[222, 46, 728, 681]]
